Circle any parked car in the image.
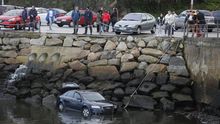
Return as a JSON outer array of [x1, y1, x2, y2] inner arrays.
[[0, 5, 22, 15], [27, 7, 47, 25], [114, 13, 156, 35], [57, 90, 117, 117], [212, 10, 220, 25], [175, 10, 216, 32], [0, 9, 41, 30], [55, 10, 97, 27]]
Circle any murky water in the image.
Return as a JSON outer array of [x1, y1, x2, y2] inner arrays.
[[0, 101, 201, 124]]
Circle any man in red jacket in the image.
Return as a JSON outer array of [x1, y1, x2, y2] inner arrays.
[[102, 10, 111, 32]]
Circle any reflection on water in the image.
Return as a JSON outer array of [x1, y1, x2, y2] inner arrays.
[[0, 101, 200, 124]]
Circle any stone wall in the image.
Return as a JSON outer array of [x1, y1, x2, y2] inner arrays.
[[0, 32, 193, 111]]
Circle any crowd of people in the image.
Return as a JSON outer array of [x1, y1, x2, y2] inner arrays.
[[21, 6, 38, 31]]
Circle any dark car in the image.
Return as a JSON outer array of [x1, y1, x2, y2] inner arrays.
[[57, 90, 117, 117], [55, 10, 97, 27], [212, 10, 220, 25]]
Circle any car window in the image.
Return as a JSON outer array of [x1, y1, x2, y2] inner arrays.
[[66, 10, 73, 16], [37, 8, 47, 13], [3, 10, 22, 16], [65, 91, 75, 98], [74, 93, 81, 99], [142, 14, 147, 21], [81, 92, 105, 101], [122, 13, 142, 21], [213, 11, 220, 17], [146, 14, 153, 20]]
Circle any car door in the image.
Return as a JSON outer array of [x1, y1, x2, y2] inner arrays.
[[73, 92, 83, 111], [63, 92, 75, 109], [140, 14, 148, 30], [176, 11, 187, 28], [146, 14, 155, 30]]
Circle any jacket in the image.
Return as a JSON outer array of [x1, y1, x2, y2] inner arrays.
[[29, 9, 37, 21], [22, 9, 28, 20], [84, 10, 93, 22], [111, 11, 117, 23], [71, 10, 80, 21], [102, 12, 111, 23]]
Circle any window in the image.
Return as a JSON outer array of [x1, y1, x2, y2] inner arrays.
[[74, 93, 81, 100], [65, 91, 75, 98]]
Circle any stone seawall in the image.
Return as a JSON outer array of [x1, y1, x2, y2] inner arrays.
[[0, 32, 193, 111]]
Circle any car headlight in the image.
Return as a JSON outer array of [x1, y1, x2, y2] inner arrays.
[[128, 25, 136, 28], [91, 105, 101, 109], [61, 19, 66, 22], [8, 18, 16, 22]]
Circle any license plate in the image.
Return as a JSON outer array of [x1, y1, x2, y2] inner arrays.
[[56, 21, 61, 23], [120, 27, 126, 30]]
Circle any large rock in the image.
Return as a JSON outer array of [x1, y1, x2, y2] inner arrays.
[[152, 91, 169, 98], [138, 82, 157, 95], [45, 38, 63, 46], [120, 62, 138, 72], [63, 37, 73, 47], [121, 54, 134, 62], [87, 52, 101, 62], [0, 50, 17, 58], [160, 84, 176, 92], [159, 40, 172, 51], [120, 72, 132, 81], [88, 66, 120, 80], [147, 39, 158, 48], [160, 97, 175, 111], [79, 37, 91, 42], [160, 54, 171, 64], [137, 40, 146, 47], [172, 93, 193, 102], [90, 44, 102, 52], [138, 62, 147, 69], [170, 76, 190, 86], [88, 59, 108, 67], [141, 48, 163, 57], [116, 42, 127, 51], [113, 88, 125, 97], [69, 60, 87, 71], [3, 38, 20, 46], [87, 81, 123, 91], [123, 95, 157, 110], [25, 95, 42, 105], [138, 55, 159, 63], [100, 51, 116, 59], [90, 39, 107, 44], [145, 64, 166, 74], [42, 95, 57, 108], [73, 40, 87, 47], [134, 69, 145, 78], [20, 38, 30, 44], [156, 73, 168, 85], [125, 87, 136, 95], [79, 76, 94, 85], [18, 48, 31, 56], [0, 38, 2, 44], [1, 45, 17, 50], [30, 36, 46, 46], [104, 40, 116, 50], [130, 47, 140, 58], [71, 71, 87, 79], [4, 58, 20, 64], [127, 79, 140, 87], [108, 59, 120, 66], [127, 36, 134, 42]]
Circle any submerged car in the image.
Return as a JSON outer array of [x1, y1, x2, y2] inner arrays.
[[114, 13, 156, 35], [0, 9, 41, 30], [57, 90, 117, 117], [175, 10, 216, 32], [55, 10, 97, 27]]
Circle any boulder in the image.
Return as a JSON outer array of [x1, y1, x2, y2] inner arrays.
[[159, 40, 171, 51], [71, 71, 87, 79], [134, 69, 145, 78], [87, 52, 101, 62], [62, 69, 72, 80], [143, 73, 156, 82], [120, 62, 138, 72], [138, 82, 157, 95], [19, 44, 31, 49], [30, 88, 41, 96], [1, 45, 17, 50], [138, 62, 148, 69], [20, 38, 30, 44], [181, 87, 192, 95], [141, 48, 163, 57], [169, 56, 185, 66], [138, 55, 159, 63], [160, 97, 175, 111], [145, 64, 167, 74], [127, 79, 140, 87], [30, 36, 46, 46], [108, 59, 120, 66], [147, 39, 158, 48], [90, 39, 107, 44], [45, 38, 63, 46], [142, 36, 156, 43], [3, 38, 20, 46], [160, 54, 171, 65], [63, 37, 73, 47], [0, 50, 17, 58], [152, 91, 169, 98], [116, 42, 127, 51], [113, 88, 125, 97], [88, 59, 108, 67], [79, 76, 95, 85], [88, 66, 120, 80], [73, 40, 87, 47], [87, 81, 124, 91], [127, 42, 136, 49], [160, 84, 176, 92], [0, 38, 2, 44], [116, 52, 123, 59], [104, 40, 116, 50], [42, 95, 57, 108], [156, 73, 169, 85], [69, 60, 87, 71], [121, 72, 132, 82], [100, 51, 116, 59], [4, 58, 20, 64], [83, 43, 91, 50], [130, 47, 140, 58], [79, 37, 91, 42], [170, 76, 190, 86], [25, 95, 42, 105], [172, 93, 193, 102], [18, 48, 31, 56], [90, 44, 102, 52], [123, 95, 157, 110], [127, 36, 134, 42], [137, 40, 146, 47], [125, 87, 136, 95], [121, 54, 134, 62]]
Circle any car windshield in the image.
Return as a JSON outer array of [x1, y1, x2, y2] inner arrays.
[[122, 13, 141, 21], [3, 10, 22, 16], [200, 10, 211, 16], [66, 11, 73, 16], [213, 11, 220, 17], [81, 92, 105, 101]]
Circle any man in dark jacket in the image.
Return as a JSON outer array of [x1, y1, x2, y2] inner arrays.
[[71, 6, 80, 34], [196, 10, 206, 32], [28, 6, 37, 31], [111, 8, 118, 32], [84, 7, 93, 35], [21, 7, 28, 30]]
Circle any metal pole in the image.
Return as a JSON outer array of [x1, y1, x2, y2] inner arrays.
[[190, 0, 194, 10]]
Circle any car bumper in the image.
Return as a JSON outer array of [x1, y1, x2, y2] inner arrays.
[[114, 27, 137, 33], [0, 22, 16, 28], [55, 20, 69, 25]]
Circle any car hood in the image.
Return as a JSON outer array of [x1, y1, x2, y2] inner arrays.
[[56, 16, 71, 20], [115, 20, 140, 26], [88, 101, 113, 107], [0, 16, 18, 20]]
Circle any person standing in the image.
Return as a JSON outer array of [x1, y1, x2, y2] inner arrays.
[[96, 10, 103, 34], [171, 11, 176, 35], [111, 8, 118, 32], [71, 6, 80, 34], [164, 11, 174, 37], [196, 10, 206, 32], [28, 6, 37, 32], [47, 8, 55, 30], [102, 10, 111, 32], [84, 7, 93, 35], [157, 13, 165, 36], [21, 7, 28, 30]]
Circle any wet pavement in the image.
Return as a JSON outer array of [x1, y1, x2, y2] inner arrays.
[[0, 101, 201, 124]]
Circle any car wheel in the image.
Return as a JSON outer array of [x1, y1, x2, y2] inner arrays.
[[208, 29, 213, 32], [115, 32, 121, 35], [137, 27, 141, 34], [151, 26, 156, 34], [57, 24, 63, 27], [69, 22, 73, 27], [58, 103, 64, 112], [82, 107, 91, 117]]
